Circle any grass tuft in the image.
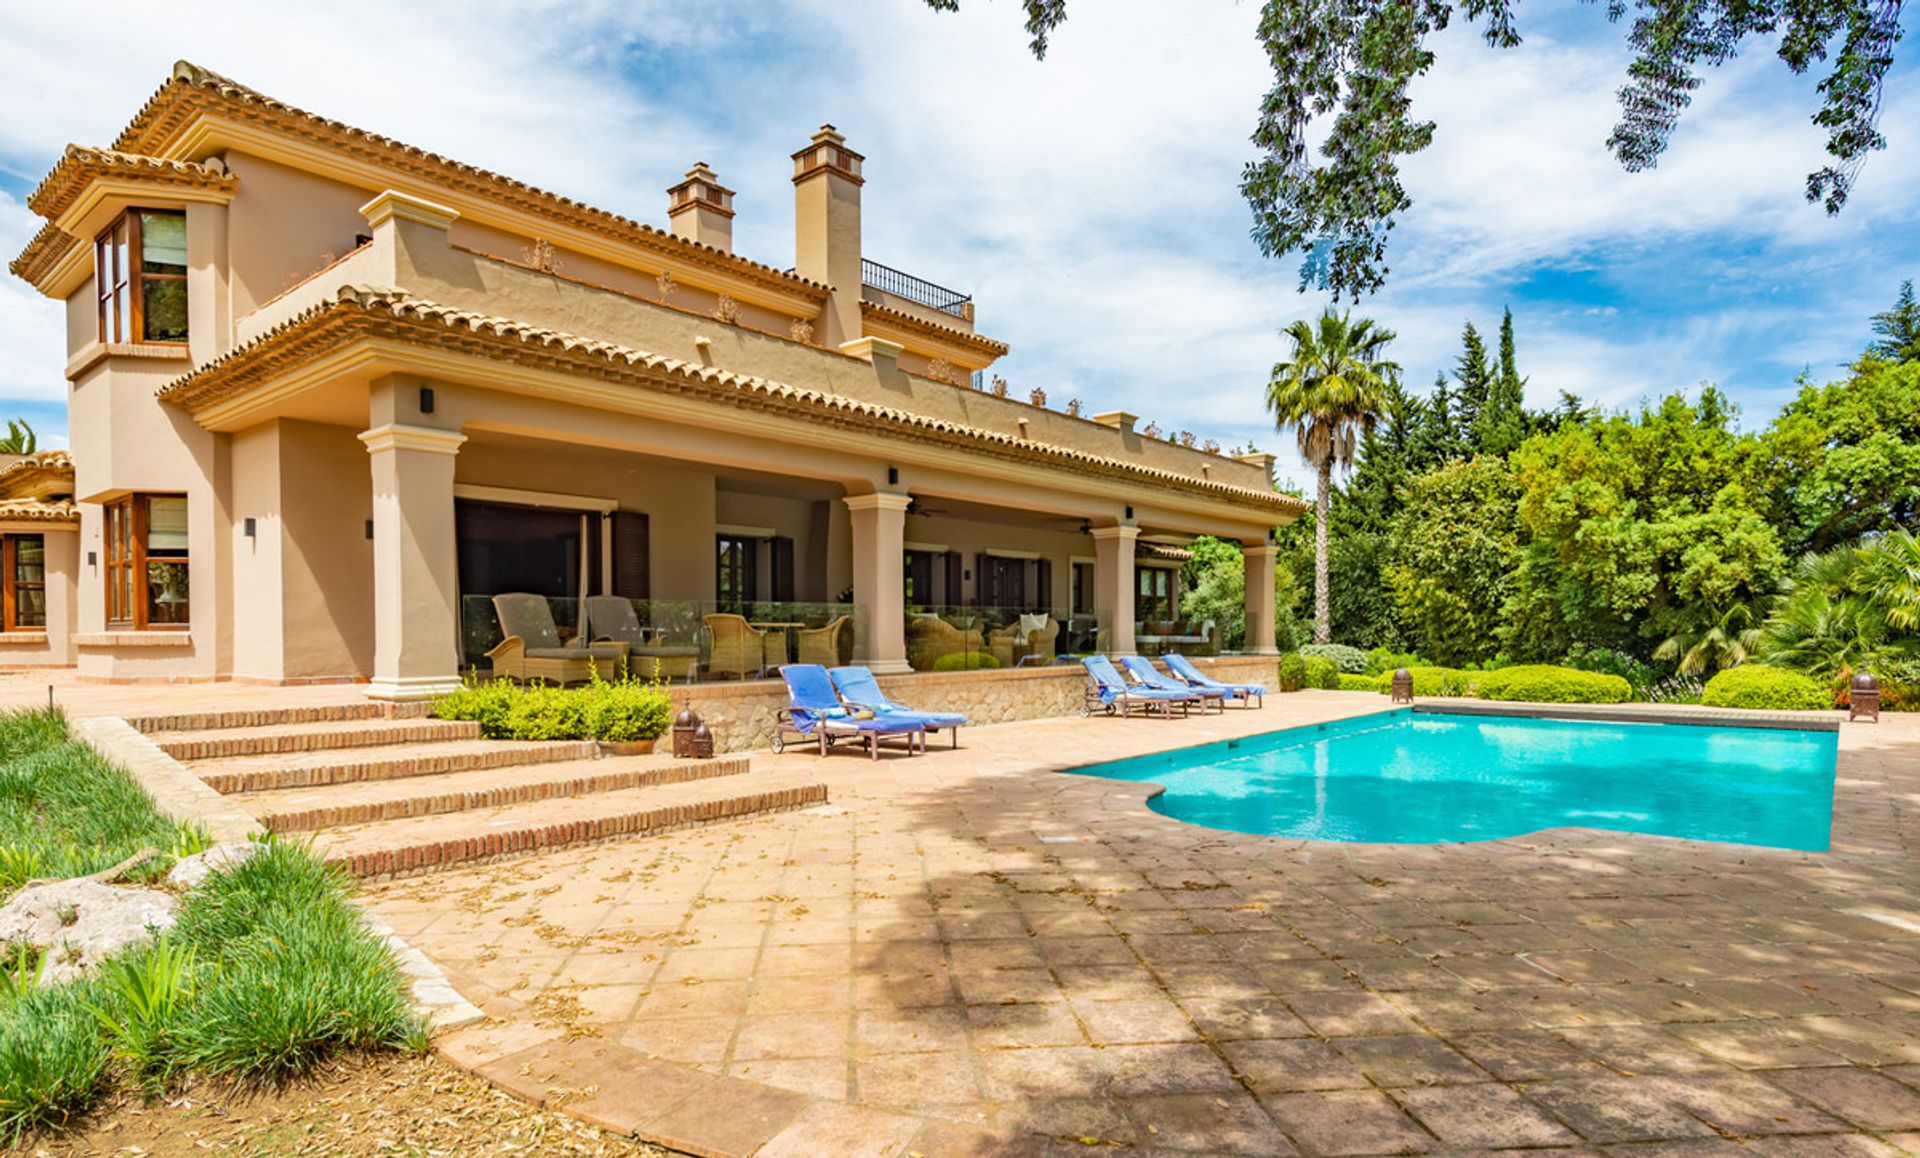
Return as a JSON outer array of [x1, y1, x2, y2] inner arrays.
[[0, 709, 179, 885]]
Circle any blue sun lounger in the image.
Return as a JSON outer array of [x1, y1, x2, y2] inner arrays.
[[1081, 654, 1196, 718], [828, 665, 967, 748], [1120, 655, 1226, 713], [1163, 653, 1266, 708], [773, 664, 926, 758]]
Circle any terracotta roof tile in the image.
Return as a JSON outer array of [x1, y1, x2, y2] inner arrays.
[[858, 298, 1009, 358], [26, 144, 236, 220]]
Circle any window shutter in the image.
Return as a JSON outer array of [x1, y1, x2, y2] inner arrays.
[[771, 536, 795, 603], [944, 551, 963, 608], [974, 552, 988, 607], [612, 512, 650, 598], [1035, 558, 1053, 612]]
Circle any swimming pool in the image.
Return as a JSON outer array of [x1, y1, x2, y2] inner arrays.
[[1073, 709, 1839, 850]]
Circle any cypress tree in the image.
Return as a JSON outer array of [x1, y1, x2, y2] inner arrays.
[[1453, 322, 1492, 442], [1869, 280, 1920, 363], [1476, 307, 1528, 455]]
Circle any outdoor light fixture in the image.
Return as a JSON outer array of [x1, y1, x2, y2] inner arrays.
[[419, 387, 435, 414], [365, 520, 374, 540], [1125, 505, 1134, 521], [86, 551, 96, 568], [243, 517, 256, 538], [887, 466, 899, 485]]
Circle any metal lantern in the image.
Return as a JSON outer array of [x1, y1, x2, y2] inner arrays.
[[691, 721, 715, 760], [1391, 667, 1414, 705], [1849, 672, 1881, 724], [672, 704, 704, 758]]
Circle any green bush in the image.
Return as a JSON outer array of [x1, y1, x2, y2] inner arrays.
[[1337, 673, 1380, 692], [1300, 655, 1340, 690], [1399, 666, 1476, 696], [1276, 654, 1307, 693], [1473, 664, 1631, 704], [1562, 644, 1661, 698], [932, 651, 998, 672], [1298, 643, 1369, 674], [434, 676, 673, 741], [1363, 648, 1423, 676], [1701, 665, 1832, 711]]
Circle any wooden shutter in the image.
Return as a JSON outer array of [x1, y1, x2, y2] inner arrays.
[[1034, 558, 1053, 612], [770, 536, 795, 603], [974, 552, 988, 607], [611, 512, 650, 598], [944, 552, 963, 607]]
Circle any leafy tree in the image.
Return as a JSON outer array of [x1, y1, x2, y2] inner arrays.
[[0, 420, 35, 455], [1267, 310, 1399, 643], [1182, 534, 1308, 650], [1869, 280, 1920, 363], [1385, 457, 1520, 665], [932, 0, 1908, 297], [1765, 358, 1920, 552], [1504, 388, 1786, 657]]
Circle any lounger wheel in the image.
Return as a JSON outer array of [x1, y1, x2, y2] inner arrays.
[[1104, 704, 1116, 716], [769, 732, 785, 754], [1079, 702, 1092, 717]]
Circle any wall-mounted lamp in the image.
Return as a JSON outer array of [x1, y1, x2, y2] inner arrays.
[[887, 466, 899, 486], [418, 387, 435, 415], [243, 517, 257, 539], [365, 519, 375, 541], [1125, 505, 1134, 521], [86, 551, 96, 568]]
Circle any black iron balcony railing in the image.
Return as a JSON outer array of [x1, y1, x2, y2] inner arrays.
[[861, 259, 971, 318]]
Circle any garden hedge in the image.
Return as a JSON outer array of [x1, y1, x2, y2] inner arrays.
[[1473, 664, 1631, 704], [1700, 665, 1832, 711], [1300, 655, 1341, 690], [1277, 654, 1306, 692], [1298, 644, 1369, 674], [1336, 673, 1379, 692], [1395, 666, 1475, 697]]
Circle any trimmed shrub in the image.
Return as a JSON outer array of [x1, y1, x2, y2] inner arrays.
[[1298, 644, 1369, 674], [1390, 666, 1472, 696], [1473, 664, 1630, 704], [1562, 644, 1661, 699], [434, 676, 673, 741], [1277, 654, 1307, 693], [1337, 673, 1380, 692], [1701, 665, 1831, 711], [1300, 656, 1340, 690]]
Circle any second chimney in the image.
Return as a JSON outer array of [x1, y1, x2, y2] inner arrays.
[[792, 125, 864, 348], [667, 162, 735, 253]]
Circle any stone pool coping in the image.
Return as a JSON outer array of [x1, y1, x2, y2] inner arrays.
[[1412, 697, 1844, 731]]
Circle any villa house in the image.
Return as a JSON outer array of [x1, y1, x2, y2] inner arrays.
[[7, 62, 1301, 697]]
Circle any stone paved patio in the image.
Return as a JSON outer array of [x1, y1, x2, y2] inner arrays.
[[347, 693, 1920, 1155]]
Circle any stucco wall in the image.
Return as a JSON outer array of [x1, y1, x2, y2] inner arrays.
[[277, 420, 375, 679], [224, 153, 374, 321]]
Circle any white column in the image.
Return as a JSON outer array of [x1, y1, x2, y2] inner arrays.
[[360, 423, 466, 699], [844, 492, 911, 674], [1243, 544, 1280, 655], [1091, 524, 1139, 655]]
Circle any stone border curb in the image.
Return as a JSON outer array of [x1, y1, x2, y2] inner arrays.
[[359, 910, 485, 1032], [70, 715, 265, 843]]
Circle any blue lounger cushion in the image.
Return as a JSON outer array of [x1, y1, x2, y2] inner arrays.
[[828, 666, 967, 728]]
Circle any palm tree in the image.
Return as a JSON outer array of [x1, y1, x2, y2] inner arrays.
[[0, 420, 34, 455], [1654, 602, 1762, 675], [1857, 529, 1920, 632], [1267, 310, 1398, 644]]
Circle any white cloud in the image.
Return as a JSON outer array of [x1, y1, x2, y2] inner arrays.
[[0, 0, 1914, 494]]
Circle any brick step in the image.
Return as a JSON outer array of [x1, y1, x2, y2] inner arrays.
[[125, 700, 430, 734], [312, 770, 827, 879], [151, 717, 480, 761], [187, 737, 600, 794], [240, 752, 755, 833]]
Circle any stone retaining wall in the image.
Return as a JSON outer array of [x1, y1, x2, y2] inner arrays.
[[686, 656, 1281, 753]]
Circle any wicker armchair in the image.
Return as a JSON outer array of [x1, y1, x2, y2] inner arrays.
[[585, 595, 699, 681], [989, 614, 1060, 667], [486, 593, 615, 685], [906, 614, 985, 672], [703, 613, 774, 679], [797, 615, 851, 667]]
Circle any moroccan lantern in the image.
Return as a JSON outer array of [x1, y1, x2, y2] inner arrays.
[[1849, 672, 1880, 724], [672, 703, 704, 758], [1391, 667, 1414, 705], [692, 720, 715, 760]]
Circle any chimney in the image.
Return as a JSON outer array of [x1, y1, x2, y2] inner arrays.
[[792, 125, 864, 347], [667, 162, 735, 253]]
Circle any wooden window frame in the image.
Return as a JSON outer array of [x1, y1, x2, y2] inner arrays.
[[104, 495, 190, 630], [93, 209, 188, 346], [1136, 566, 1175, 623], [2, 536, 46, 633]]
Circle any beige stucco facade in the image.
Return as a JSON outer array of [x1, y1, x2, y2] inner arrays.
[[9, 62, 1304, 692]]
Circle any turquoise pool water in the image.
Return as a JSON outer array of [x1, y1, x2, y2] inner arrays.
[[1075, 709, 1839, 850]]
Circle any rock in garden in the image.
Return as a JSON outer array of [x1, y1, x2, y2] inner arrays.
[[0, 877, 179, 984], [167, 840, 263, 889]]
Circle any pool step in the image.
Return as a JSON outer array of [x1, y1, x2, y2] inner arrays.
[[149, 717, 480, 761], [125, 701, 430, 734], [187, 738, 600, 794], [237, 753, 754, 833], [310, 771, 826, 879]]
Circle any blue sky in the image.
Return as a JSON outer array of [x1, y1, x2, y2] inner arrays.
[[1, 0, 1915, 489]]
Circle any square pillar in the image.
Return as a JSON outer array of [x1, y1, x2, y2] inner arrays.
[[360, 423, 466, 699], [1242, 544, 1280, 655], [1091, 524, 1139, 655], [844, 492, 911, 674]]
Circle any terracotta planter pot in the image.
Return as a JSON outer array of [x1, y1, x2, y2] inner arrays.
[[598, 738, 657, 757]]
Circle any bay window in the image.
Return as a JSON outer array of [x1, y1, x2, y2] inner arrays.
[[105, 495, 189, 629], [94, 210, 188, 345]]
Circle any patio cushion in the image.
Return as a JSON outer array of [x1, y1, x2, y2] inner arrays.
[[525, 646, 594, 659], [584, 595, 644, 644]]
